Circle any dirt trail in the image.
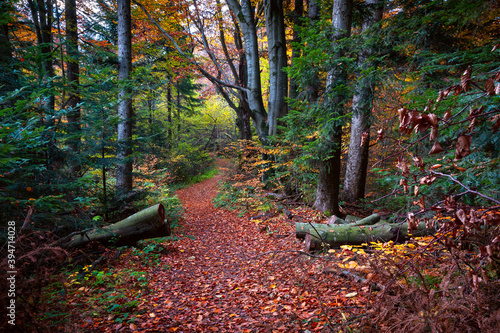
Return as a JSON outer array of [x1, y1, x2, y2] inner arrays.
[[137, 161, 358, 332]]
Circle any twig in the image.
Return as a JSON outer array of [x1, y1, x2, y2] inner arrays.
[[430, 170, 500, 205]]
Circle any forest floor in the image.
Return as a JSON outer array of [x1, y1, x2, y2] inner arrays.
[[69, 159, 372, 332]]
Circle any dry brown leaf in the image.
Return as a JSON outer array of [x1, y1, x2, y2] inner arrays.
[[428, 113, 438, 127], [452, 163, 467, 172], [377, 128, 384, 141], [429, 140, 444, 154], [436, 90, 444, 102], [485, 78, 495, 95], [413, 196, 425, 210], [495, 70, 500, 82], [430, 126, 438, 141], [400, 178, 409, 193], [413, 156, 424, 168], [456, 209, 467, 224], [491, 114, 500, 133], [455, 135, 472, 160], [443, 110, 452, 122], [360, 131, 369, 147], [419, 175, 437, 185], [461, 67, 472, 92]]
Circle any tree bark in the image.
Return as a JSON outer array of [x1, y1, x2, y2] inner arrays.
[[226, 0, 268, 142], [116, 0, 133, 194], [304, 221, 435, 251], [313, 0, 353, 215], [264, 0, 288, 136], [296, 214, 381, 239], [342, 0, 383, 203], [27, 0, 55, 111], [58, 204, 170, 248], [305, 0, 320, 101]]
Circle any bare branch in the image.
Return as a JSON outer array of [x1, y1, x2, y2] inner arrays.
[[132, 0, 249, 95], [430, 170, 500, 205]]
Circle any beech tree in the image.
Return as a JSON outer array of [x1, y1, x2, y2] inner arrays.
[[313, 0, 353, 215], [225, 0, 268, 141], [116, 0, 133, 194], [342, 0, 383, 202], [264, 0, 287, 136]]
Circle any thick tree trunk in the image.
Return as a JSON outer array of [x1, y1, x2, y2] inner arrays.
[[226, 0, 268, 142], [116, 0, 133, 194], [58, 204, 170, 248], [313, 0, 353, 215], [342, 0, 383, 203], [264, 0, 288, 136], [304, 221, 435, 251]]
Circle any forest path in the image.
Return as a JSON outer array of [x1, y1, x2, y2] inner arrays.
[[137, 160, 358, 332]]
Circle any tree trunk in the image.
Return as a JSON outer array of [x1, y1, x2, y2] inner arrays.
[[116, 0, 133, 194], [264, 0, 288, 136], [65, 0, 81, 173], [296, 214, 381, 239], [305, 0, 320, 101], [304, 221, 435, 251], [288, 0, 303, 107], [58, 204, 170, 248], [226, 0, 268, 142], [167, 83, 172, 148], [342, 0, 383, 203], [313, 0, 353, 215]]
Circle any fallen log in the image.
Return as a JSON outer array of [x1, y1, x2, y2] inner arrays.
[[295, 214, 382, 239], [304, 221, 434, 251], [58, 204, 170, 248]]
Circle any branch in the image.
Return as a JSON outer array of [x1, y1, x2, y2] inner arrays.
[[430, 170, 500, 205], [132, 0, 249, 94]]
